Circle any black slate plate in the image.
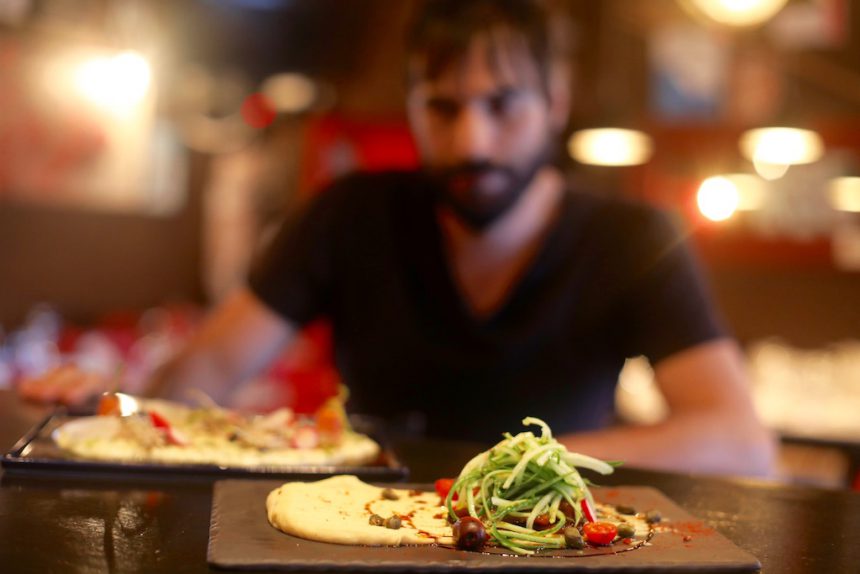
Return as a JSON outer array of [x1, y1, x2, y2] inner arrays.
[[1, 411, 408, 483], [208, 479, 761, 572]]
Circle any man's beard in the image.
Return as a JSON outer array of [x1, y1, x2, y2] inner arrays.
[[429, 149, 550, 231]]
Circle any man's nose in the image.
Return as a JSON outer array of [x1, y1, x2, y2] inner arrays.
[[451, 103, 493, 161]]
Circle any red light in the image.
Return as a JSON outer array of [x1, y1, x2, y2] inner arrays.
[[240, 93, 276, 129]]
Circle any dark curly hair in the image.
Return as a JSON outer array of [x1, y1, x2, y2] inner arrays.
[[405, 0, 556, 90]]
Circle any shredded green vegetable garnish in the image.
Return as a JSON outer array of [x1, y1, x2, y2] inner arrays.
[[445, 417, 617, 555]]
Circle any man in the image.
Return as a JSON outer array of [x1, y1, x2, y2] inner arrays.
[[23, 0, 775, 476]]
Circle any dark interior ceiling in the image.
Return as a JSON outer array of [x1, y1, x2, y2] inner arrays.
[[14, 0, 860, 119], [169, 0, 379, 84], [165, 0, 860, 120]]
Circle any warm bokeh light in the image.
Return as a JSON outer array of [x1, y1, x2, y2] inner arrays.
[[567, 128, 654, 166], [681, 0, 789, 27], [74, 51, 152, 115], [751, 157, 791, 181], [740, 127, 824, 167], [721, 173, 767, 210], [697, 176, 740, 221], [261, 73, 317, 113], [829, 177, 860, 212]]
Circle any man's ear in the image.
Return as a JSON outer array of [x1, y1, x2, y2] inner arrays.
[[547, 61, 572, 132]]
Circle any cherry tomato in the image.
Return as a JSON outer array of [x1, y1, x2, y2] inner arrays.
[[149, 411, 171, 430], [583, 522, 618, 545], [97, 394, 121, 416], [434, 478, 456, 499], [315, 404, 345, 445], [148, 411, 188, 446]]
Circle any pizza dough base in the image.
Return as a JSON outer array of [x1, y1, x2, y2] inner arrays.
[[53, 416, 381, 467]]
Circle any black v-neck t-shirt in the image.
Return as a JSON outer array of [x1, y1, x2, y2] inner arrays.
[[249, 170, 726, 443]]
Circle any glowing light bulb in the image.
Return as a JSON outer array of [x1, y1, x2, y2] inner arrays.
[[740, 128, 824, 175], [697, 176, 740, 221], [722, 173, 767, 210], [74, 51, 151, 115], [567, 129, 654, 166], [682, 0, 789, 27], [829, 177, 860, 212]]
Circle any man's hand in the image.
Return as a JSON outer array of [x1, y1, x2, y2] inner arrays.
[[559, 339, 777, 478], [18, 366, 111, 406], [16, 288, 298, 409]]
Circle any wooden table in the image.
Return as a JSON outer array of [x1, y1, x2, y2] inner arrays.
[[0, 390, 858, 573]]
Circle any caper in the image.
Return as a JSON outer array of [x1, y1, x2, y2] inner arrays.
[[381, 488, 399, 500], [563, 527, 586, 549], [368, 513, 385, 526], [385, 515, 402, 529], [616, 523, 636, 539], [645, 510, 662, 524], [616, 505, 636, 515]]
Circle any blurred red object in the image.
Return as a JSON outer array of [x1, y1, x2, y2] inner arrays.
[[266, 319, 340, 414], [299, 113, 418, 197], [241, 93, 277, 129]]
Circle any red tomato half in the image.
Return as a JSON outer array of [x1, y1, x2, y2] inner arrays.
[[149, 411, 171, 430], [434, 478, 456, 499], [97, 394, 121, 416], [148, 411, 188, 446], [583, 522, 618, 545], [315, 404, 345, 445]]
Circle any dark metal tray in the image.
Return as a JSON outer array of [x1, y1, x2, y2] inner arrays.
[[208, 479, 761, 572], [1, 410, 408, 483]]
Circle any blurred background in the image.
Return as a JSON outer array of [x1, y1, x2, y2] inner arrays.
[[1, 0, 859, 487]]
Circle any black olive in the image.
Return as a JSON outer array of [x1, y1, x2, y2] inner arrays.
[[453, 516, 487, 551], [381, 488, 399, 500], [616, 505, 636, 515], [369, 514, 385, 526], [645, 510, 662, 524], [385, 515, 402, 529]]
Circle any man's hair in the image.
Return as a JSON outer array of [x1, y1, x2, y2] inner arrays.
[[405, 0, 556, 88]]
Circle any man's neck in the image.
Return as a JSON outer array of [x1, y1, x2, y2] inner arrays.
[[436, 166, 566, 318], [437, 166, 565, 250]]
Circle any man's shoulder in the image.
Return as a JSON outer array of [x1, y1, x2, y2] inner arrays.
[[292, 170, 431, 243], [566, 189, 674, 236], [323, 169, 428, 198]]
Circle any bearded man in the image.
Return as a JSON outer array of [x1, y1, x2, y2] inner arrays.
[[24, 0, 775, 476]]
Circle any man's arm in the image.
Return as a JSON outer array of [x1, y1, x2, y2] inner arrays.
[[558, 339, 777, 477], [148, 287, 298, 404]]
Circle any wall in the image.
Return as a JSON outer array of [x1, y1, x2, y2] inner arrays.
[[0, 155, 207, 328]]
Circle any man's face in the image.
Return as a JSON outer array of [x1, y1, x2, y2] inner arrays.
[[407, 35, 557, 229]]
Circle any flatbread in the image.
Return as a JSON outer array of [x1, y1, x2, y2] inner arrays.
[[53, 399, 380, 468], [266, 477, 654, 553], [266, 475, 453, 546]]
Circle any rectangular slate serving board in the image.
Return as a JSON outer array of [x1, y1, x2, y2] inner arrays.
[[208, 479, 761, 572]]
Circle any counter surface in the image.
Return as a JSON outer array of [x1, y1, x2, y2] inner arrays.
[[1, 390, 857, 574]]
